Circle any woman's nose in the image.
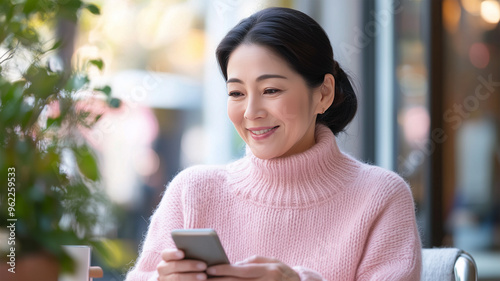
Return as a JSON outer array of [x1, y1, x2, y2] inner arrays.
[[244, 96, 266, 120]]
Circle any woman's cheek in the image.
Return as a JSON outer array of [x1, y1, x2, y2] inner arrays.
[[279, 98, 303, 121], [227, 101, 243, 125]]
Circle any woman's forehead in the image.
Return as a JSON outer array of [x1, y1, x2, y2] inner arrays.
[[227, 44, 296, 80]]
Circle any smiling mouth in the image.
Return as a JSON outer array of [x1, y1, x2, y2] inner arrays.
[[249, 126, 279, 135]]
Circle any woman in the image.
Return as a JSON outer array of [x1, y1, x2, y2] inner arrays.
[[126, 7, 421, 281]]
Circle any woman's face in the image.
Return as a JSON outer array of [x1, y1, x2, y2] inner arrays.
[[226, 44, 324, 159]]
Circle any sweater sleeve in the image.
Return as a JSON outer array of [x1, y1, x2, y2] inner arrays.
[[125, 172, 186, 281], [355, 172, 422, 281]]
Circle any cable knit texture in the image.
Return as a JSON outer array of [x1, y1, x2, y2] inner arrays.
[[125, 125, 422, 280]]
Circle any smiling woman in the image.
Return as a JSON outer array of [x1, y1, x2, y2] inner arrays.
[[225, 44, 333, 159], [126, 7, 422, 281]]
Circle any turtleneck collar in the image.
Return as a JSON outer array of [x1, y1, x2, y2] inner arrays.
[[226, 124, 361, 208]]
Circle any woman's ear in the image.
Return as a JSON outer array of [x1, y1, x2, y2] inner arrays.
[[315, 74, 335, 114]]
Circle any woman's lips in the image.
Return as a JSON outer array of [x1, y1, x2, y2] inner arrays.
[[247, 126, 279, 140]]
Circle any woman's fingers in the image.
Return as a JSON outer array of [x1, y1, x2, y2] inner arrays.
[[157, 248, 208, 280], [237, 255, 280, 264], [157, 259, 207, 275], [161, 249, 185, 261], [206, 256, 299, 281], [158, 272, 207, 281], [206, 263, 268, 278]]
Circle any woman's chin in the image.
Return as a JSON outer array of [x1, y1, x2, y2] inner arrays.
[[249, 148, 280, 160]]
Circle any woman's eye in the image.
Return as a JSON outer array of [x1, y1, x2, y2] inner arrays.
[[228, 91, 243, 97], [264, 88, 280, 94]]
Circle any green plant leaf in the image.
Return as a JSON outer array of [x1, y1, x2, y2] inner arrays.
[[46, 116, 61, 128], [25, 65, 61, 99], [108, 97, 121, 108], [8, 21, 22, 33], [16, 25, 39, 46], [74, 146, 99, 181], [88, 59, 104, 70], [96, 85, 111, 97], [80, 111, 90, 120], [22, 0, 38, 16], [56, 0, 85, 22], [66, 74, 89, 91], [85, 4, 100, 15], [0, 81, 24, 122], [49, 39, 63, 51]]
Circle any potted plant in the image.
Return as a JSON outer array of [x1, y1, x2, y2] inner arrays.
[[0, 0, 118, 279]]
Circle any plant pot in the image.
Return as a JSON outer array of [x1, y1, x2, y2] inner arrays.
[[0, 252, 60, 281]]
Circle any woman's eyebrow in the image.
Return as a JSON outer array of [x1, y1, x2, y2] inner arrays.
[[256, 74, 287, 81], [227, 78, 243, 84], [227, 74, 288, 84]]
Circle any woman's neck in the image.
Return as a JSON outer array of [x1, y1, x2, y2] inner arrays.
[[227, 125, 361, 208]]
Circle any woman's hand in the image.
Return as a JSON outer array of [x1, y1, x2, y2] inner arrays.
[[157, 249, 208, 281], [206, 255, 300, 281]]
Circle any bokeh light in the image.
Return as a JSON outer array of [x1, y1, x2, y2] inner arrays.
[[401, 106, 430, 145], [469, 42, 490, 68], [443, 0, 462, 33], [461, 0, 482, 15], [480, 0, 500, 24]]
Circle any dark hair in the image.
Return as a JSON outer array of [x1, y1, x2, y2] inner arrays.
[[216, 7, 357, 135]]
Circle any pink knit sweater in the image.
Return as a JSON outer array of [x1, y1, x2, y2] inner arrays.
[[126, 125, 422, 280]]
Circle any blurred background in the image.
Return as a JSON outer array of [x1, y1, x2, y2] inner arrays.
[[4, 0, 499, 279]]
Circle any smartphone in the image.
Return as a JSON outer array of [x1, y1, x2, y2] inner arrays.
[[171, 229, 230, 267]]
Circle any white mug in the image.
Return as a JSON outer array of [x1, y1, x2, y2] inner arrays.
[[59, 245, 91, 281]]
